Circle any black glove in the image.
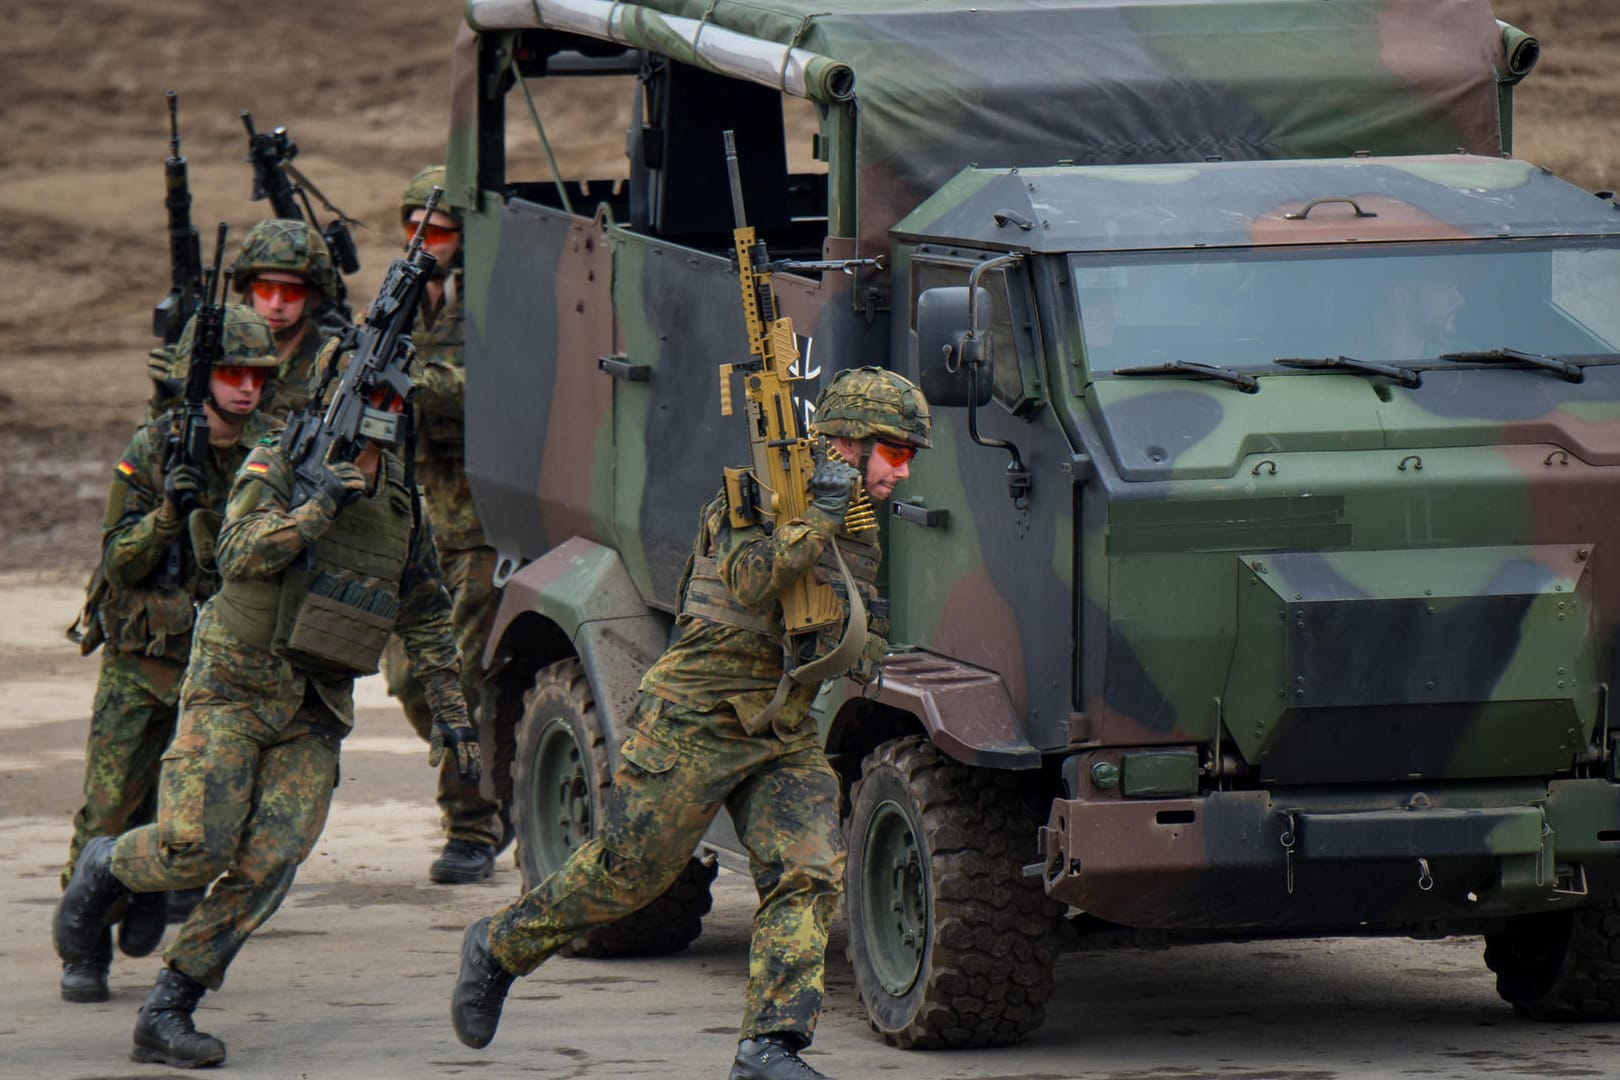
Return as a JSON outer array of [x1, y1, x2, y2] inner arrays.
[[430, 717, 483, 783], [314, 461, 368, 513], [162, 464, 206, 515], [807, 457, 860, 520]]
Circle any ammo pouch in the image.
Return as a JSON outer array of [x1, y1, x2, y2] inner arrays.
[[212, 453, 413, 677], [274, 566, 400, 677], [97, 582, 198, 660]]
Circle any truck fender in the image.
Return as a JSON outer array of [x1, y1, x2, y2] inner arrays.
[[482, 537, 671, 762]]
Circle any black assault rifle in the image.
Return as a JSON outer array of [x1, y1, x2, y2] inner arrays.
[[241, 110, 361, 334], [281, 189, 443, 510], [153, 91, 204, 353], [156, 223, 230, 587]]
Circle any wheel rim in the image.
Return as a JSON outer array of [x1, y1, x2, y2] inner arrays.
[[860, 798, 926, 996], [527, 716, 593, 874]]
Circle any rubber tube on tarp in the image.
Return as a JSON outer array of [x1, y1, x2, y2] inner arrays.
[[464, 0, 854, 102], [1496, 20, 1540, 81]]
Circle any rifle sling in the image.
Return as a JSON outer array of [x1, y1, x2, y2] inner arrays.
[[752, 539, 868, 731]]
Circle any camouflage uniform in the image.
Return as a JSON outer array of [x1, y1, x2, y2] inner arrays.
[[483, 368, 931, 1048], [65, 307, 282, 889], [64, 409, 279, 887], [380, 166, 505, 853], [106, 437, 466, 990]]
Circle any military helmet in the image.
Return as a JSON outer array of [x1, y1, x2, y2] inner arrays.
[[400, 164, 460, 228], [231, 219, 337, 301], [811, 367, 932, 449], [169, 304, 281, 382]]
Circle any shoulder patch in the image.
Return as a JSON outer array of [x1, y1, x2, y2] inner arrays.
[[115, 460, 136, 478], [244, 460, 271, 476]]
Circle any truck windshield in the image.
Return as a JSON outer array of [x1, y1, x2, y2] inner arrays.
[[1073, 240, 1620, 375]]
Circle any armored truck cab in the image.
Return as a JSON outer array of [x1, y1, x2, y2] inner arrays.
[[449, 0, 1620, 1050]]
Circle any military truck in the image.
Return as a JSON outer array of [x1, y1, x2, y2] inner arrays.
[[446, 0, 1620, 1049]]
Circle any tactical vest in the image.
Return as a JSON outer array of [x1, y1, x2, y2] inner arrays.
[[678, 503, 882, 670], [212, 453, 415, 677]]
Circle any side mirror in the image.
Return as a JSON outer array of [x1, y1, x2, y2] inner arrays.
[[911, 286, 993, 407]]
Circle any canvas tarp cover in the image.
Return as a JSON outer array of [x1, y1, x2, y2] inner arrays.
[[464, 0, 1509, 254]]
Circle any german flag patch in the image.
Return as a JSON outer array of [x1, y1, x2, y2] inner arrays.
[[244, 460, 270, 477], [115, 460, 136, 479]]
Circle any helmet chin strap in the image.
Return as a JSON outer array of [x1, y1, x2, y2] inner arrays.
[[207, 394, 254, 426]]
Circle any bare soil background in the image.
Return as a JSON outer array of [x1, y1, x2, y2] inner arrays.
[[1, 0, 1616, 578]]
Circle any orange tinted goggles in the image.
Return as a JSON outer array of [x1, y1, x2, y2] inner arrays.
[[213, 365, 271, 390], [367, 386, 406, 413], [406, 221, 462, 246], [872, 439, 917, 467], [249, 279, 311, 304]]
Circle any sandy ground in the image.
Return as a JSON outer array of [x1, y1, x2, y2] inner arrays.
[[5, 572, 1616, 1079], [4, 1, 1620, 1077]]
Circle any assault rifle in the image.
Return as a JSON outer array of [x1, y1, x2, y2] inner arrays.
[[281, 189, 442, 510], [156, 223, 230, 587], [151, 92, 204, 403], [241, 110, 361, 333], [716, 131, 864, 678]]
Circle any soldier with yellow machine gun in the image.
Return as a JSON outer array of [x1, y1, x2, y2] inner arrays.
[[450, 134, 932, 1080]]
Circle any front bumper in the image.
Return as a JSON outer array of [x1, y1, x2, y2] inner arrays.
[[1040, 778, 1620, 929]]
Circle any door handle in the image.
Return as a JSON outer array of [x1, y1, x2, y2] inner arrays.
[[598, 353, 650, 382], [892, 501, 947, 528]]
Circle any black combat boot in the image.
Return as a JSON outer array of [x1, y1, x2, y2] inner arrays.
[[55, 834, 129, 962], [729, 1034, 833, 1080], [130, 966, 227, 1068], [431, 839, 495, 884], [118, 889, 169, 957], [166, 886, 207, 924], [60, 927, 112, 1003], [451, 917, 514, 1048]]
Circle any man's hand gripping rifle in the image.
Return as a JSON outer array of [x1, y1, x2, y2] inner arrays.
[[241, 110, 362, 333], [281, 188, 443, 511], [717, 131, 868, 691]]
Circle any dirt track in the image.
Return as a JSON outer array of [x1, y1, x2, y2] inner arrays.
[[4, 3, 1620, 1077]]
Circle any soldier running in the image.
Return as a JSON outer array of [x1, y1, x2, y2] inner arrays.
[[451, 368, 932, 1080], [53, 341, 481, 1069]]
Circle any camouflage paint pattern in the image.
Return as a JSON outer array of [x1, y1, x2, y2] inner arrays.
[[64, 409, 277, 886], [488, 694, 843, 1041], [380, 545, 504, 846], [451, 0, 1620, 1006]]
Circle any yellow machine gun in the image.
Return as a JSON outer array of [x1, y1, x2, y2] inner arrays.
[[716, 130, 853, 669]]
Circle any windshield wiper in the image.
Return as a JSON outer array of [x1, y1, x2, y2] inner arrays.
[[1113, 360, 1258, 393], [1274, 355, 1422, 389], [1437, 348, 1584, 383]]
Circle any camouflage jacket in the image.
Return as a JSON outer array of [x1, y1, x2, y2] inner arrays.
[[264, 318, 332, 420], [187, 439, 464, 731], [641, 489, 885, 733], [409, 269, 486, 552], [96, 410, 279, 664]]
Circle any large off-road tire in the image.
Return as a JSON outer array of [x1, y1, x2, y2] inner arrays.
[[511, 658, 715, 958], [1484, 899, 1620, 1019], [844, 736, 1064, 1049]]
